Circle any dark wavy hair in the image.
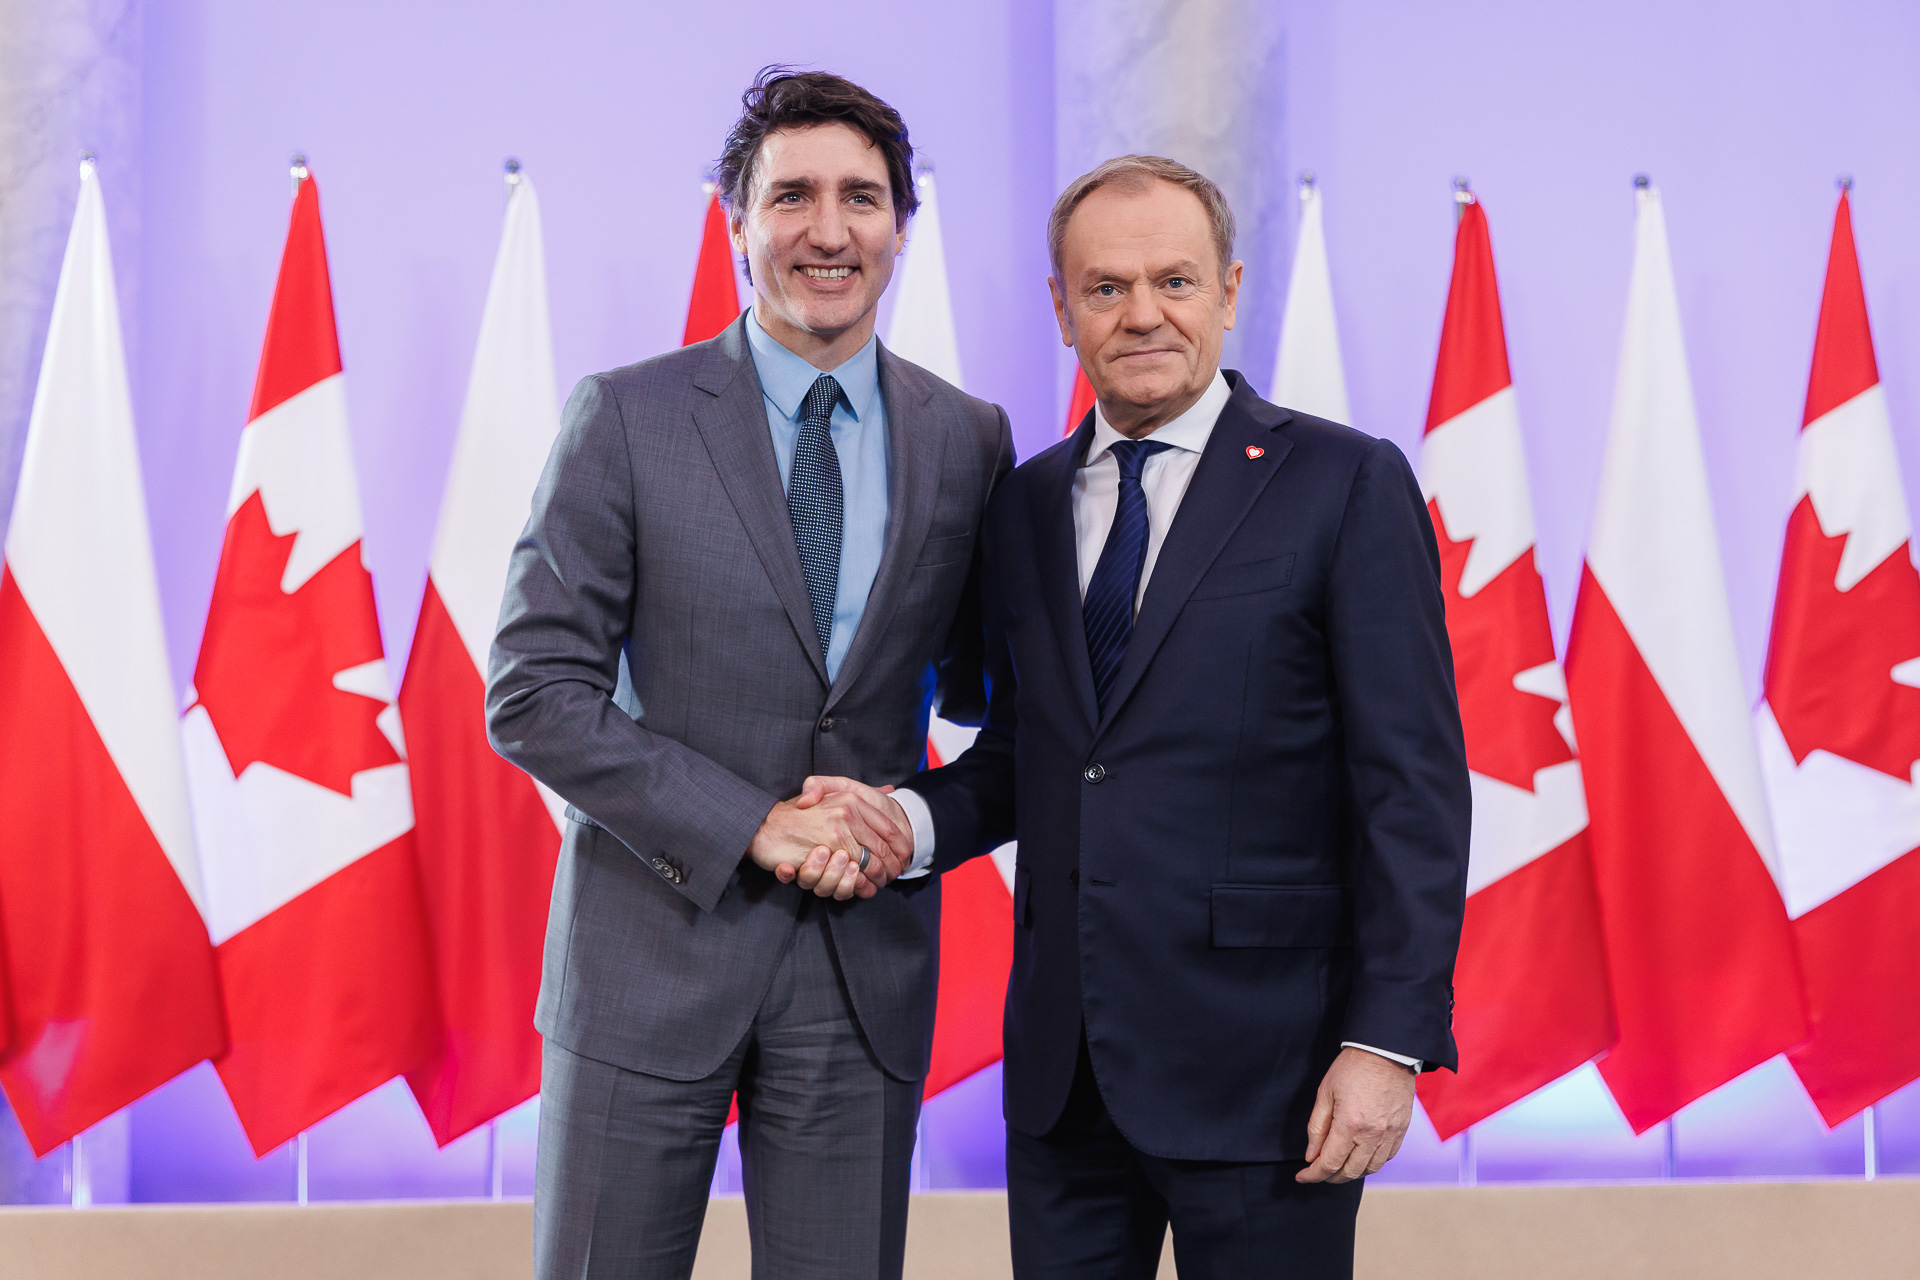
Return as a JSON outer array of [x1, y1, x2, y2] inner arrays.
[[715, 67, 918, 229]]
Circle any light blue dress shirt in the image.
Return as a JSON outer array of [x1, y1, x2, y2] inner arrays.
[[743, 307, 891, 683]]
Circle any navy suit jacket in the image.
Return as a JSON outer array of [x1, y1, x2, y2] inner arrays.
[[910, 371, 1471, 1162]]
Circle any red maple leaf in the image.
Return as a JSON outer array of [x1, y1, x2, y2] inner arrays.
[[1430, 499, 1575, 791], [1764, 495, 1920, 780], [192, 492, 399, 795]]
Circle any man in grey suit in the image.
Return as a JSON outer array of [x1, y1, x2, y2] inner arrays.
[[486, 69, 1014, 1280]]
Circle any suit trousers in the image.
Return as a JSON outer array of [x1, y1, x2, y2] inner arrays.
[[533, 905, 922, 1280], [1006, 1036, 1365, 1280]]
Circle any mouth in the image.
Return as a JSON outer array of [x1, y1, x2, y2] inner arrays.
[[798, 265, 856, 282]]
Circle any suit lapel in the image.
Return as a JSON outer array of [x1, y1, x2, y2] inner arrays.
[[825, 343, 948, 711], [1093, 375, 1293, 742], [1034, 421, 1101, 733], [691, 317, 830, 688]]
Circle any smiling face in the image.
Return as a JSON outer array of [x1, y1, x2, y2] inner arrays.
[[732, 122, 908, 370], [1051, 179, 1242, 437]]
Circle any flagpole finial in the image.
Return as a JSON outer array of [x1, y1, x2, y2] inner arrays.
[[1452, 176, 1474, 203], [78, 149, 97, 174], [289, 152, 310, 197], [1632, 173, 1651, 190], [504, 157, 522, 187], [1298, 171, 1316, 193], [1837, 174, 1853, 193]]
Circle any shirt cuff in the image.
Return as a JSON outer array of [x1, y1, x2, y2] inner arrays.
[[892, 787, 937, 879], [1343, 1042, 1422, 1072]]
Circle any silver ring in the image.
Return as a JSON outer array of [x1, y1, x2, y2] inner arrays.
[[858, 846, 871, 872]]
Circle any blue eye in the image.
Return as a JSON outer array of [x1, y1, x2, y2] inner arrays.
[[1167, 277, 1188, 289]]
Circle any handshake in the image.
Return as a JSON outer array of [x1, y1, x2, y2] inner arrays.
[[744, 776, 914, 900]]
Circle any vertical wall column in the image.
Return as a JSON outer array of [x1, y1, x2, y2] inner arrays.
[[0, 0, 143, 535], [0, 0, 142, 1204], [1053, 0, 1288, 386]]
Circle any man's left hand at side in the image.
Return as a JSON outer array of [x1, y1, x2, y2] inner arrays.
[[778, 776, 913, 898], [1296, 1046, 1418, 1184]]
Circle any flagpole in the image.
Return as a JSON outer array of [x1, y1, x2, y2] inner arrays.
[[1458, 1125, 1477, 1187], [1662, 1118, 1677, 1180], [488, 1119, 505, 1201], [295, 1131, 310, 1205], [69, 1134, 90, 1207], [1864, 1104, 1879, 1181], [1453, 175, 1473, 224], [290, 152, 308, 195]]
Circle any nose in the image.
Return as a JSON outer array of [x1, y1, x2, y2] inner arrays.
[[809, 199, 851, 256], [1121, 282, 1162, 333]]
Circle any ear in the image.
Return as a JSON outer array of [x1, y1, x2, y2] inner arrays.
[[729, 212, 748, 257], [1220, 260, 1244, 332], [1049, 276, 1075, 348], [893, 221, 909, 258]]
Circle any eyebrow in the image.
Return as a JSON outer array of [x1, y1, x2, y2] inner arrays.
[[761, 175, 891, 201], [1082, 259, 1206, 285]]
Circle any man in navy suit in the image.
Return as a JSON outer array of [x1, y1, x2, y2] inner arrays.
[[799, 154, 1469, 1278]]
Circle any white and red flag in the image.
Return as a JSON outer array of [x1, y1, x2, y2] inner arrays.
[[1414, 193, 1613, 1137], [181, 166, 438, 1154], [683, 188, 740, 345], [1756, 189, 1920, 1125], [1566, 183, 1808, 1132], [1271, 177, 1351, 423], [402, 169, 564, 1145], [887, 171, 1017, 1098], [0, 159, 226, 1153]]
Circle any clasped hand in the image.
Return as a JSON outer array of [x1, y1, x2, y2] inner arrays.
[[744, 776, 912, 901]]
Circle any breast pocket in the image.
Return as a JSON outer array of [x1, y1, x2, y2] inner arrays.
[[1189, 550, 1296, 601], [916, 531, 974, 569]]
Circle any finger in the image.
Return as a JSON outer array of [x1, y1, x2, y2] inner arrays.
[[1297, 1123, 1352, 1185], [845, 797, 906, 851], [877, 784, 896, 793], [811, 850, 852, 899], [832, 853, 862, 901], [793, 846, 834, 891], [775, 863, 798, 883], [1337, 1131, 1377, 1182], [1301, 1087, 1334, 1164]]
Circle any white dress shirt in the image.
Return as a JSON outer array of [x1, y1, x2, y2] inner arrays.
[[893, 372, 1418, 1071]]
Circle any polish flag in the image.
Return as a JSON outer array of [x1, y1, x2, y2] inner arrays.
[[0, 159, 226, 1154], [181, 165, 439, 1154], [1271, 177, 1351, 423], [887, 170, 1017, 1098], [1566, 183, 1808, 1132], [1756, 189, 1920, 1125], [1413, 193, 1613, 1138], [402, 168, 565, 1145], [1064, 369, 1096, 438], [683, 188, 740, 345]]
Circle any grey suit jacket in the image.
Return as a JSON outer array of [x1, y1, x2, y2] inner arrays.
[[486, 316, 1013, 1083]]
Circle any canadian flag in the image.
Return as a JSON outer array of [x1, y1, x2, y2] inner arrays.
[[1064, 368, 1096, 438], [401, 168, 565, 1145], [1271, 177, 1352, 423], [1565, 183, 1808, 1132], [181, 166, 439, 1153], [1756, 189, 1920, 1125], [1413, 193, 1613, 1138], [683, 188, 740, 345], [0, 159, 226, 1154], [887, 171, 1017, 1098]]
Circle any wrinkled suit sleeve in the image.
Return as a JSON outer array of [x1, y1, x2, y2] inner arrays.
[[486, 374, 778, 913]]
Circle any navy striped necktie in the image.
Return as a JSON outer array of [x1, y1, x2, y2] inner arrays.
[[788, 373, 845, 663], [1083, 438, 1171, 712]]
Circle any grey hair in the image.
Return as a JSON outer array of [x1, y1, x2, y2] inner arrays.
[[1047, 154, 1237, 281]]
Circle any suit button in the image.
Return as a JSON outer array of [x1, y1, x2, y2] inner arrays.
[[819, 716, 836, 733], [1069, 868, 1080, 888], [1083, 763, 1106, 784]]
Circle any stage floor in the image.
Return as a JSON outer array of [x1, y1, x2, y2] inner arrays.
[[4, 1180, 1916, 1278]]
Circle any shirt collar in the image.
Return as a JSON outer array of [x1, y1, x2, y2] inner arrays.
[[1086, 370, 1233, 467], [744, 306, 882, 424]]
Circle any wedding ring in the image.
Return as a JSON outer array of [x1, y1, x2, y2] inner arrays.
[[858, 846, 871, 872]]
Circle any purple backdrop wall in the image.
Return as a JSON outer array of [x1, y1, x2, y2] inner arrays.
[[7, 0, 1919, 1200]]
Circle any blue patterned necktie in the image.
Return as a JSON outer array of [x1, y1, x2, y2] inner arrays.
[[1083, 438, 1171, 712], [788, 374, 845, 663]]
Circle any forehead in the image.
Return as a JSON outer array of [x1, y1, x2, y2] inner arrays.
[[753, 122, 890, 188], [1062, 180, 1214, 275]]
